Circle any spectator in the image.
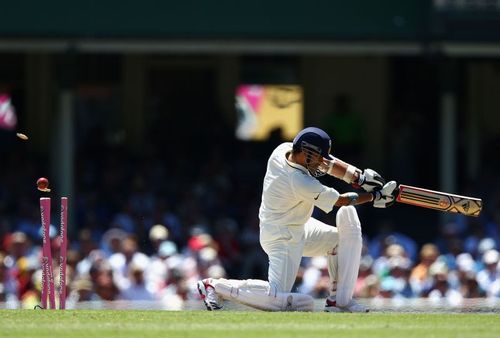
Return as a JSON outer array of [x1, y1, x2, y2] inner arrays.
[[108, 235, 150, 291], [426, 261, 463, 305], [410, 243, 440, 296], [100, 228, 128, 258], [146, 240, 181, 295], [67, 277, 96, 305], [148, 224, 169, 256], [119, 262, 155, 301], [476, 249, 500, 297], [379, 256, 413, 298], [159, 268, 190, 310], [372, 243, 409, 278], [94, 266, 120, 301]]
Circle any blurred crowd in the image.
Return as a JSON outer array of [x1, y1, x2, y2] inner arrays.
[[1, 128, 500, 309], [1, 216, 500, 310], [0, 224, 234, 309], [300, 226, 500, 304]]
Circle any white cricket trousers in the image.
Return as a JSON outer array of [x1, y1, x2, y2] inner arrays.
[[208, 206, 362, 310], [260, 205, 363, 307]]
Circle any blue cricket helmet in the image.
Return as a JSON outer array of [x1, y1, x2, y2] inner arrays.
[[292, 127, 333, 158]]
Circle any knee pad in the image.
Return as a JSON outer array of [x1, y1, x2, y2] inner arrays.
[[336, 206, 361, 237]]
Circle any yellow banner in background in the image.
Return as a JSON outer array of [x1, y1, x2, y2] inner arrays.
[[236, 85, 303, 141]]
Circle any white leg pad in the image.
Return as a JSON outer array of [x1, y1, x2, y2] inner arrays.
[[335, 206, 362, 307], [211, 278, 314, 311]]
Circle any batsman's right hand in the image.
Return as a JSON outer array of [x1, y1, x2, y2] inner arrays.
[[372, 181, 397, 208], [357, 169, 385, 192]]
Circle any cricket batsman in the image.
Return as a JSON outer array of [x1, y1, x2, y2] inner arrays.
[[198, 127, 397, 312]]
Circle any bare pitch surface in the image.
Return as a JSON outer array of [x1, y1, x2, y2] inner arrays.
[[0, 310, 499, 338]]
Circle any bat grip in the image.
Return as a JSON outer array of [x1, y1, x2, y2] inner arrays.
[[392, 186, 400, 199]]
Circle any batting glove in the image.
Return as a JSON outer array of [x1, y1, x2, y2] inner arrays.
[[356, 169, 386, 192], [372, 181, 397, 208]]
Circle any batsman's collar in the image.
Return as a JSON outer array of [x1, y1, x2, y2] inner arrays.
[[285, 152, 309, 175]]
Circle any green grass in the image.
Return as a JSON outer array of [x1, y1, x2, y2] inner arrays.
[[0, 310, 499, 338]]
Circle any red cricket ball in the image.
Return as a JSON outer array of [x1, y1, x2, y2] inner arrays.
[[37, 177, 49, 191]]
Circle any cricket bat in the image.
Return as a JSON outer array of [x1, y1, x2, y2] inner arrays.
[[395, 184, 482, 217]]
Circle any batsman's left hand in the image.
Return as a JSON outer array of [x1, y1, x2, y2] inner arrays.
[[372, 181, 397, 208]]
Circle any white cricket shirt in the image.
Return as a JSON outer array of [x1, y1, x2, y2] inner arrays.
[[258, 142, 340, 226]]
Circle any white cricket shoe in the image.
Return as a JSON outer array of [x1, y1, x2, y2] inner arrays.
[[197, 279, 223, 311], [324, 297, 369, 313]]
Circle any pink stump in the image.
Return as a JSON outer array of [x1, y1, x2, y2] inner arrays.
[[59, 197, 68, 309], [40, 198, 56, 309]]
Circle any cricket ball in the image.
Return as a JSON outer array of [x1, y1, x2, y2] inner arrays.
[[37, 177, 49, 191]]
